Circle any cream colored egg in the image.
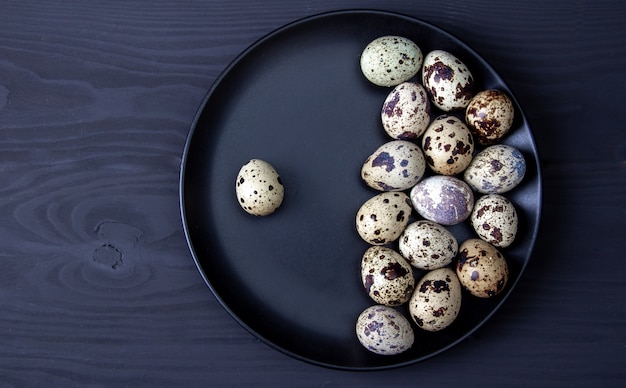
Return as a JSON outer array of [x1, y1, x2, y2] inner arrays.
[[361, 140, 426, 192], [471, 194, 518, 248], [409, 267, 462, 331], [463, 145, 526, 194], [235, 159, 284, 216], [356, 305, 414, 355], [360, 36, 423, 87], [456, 239, 509, 298], [399, 220, 458, 270], [422, 115, 475, 175], [381, 82, 431, 140], [361, 246, 415, 306], [422, 50, 474, 111], [356, 192, 412, 245]]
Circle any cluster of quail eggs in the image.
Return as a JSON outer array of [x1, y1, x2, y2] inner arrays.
[[355, 35, 527, 355]]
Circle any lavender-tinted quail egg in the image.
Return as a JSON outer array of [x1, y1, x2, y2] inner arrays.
[[471, 194, 518, 248], [456, 238, 509, 298], [463, 144, 526, 194], [381, 82, 431, 140], [409, 267, 462, 331], [422, 115, 475, 175], [356, 192, 412, 245], [361, 246, 415, 306], [360, 36, 423, 87], [422, 50, 474, 111], [399, 220, 458, 270], [361, 140, 426, 191], [466, 90, 515, 145], [356, 305, 414, 355], [409, 175, 474, 225], [235, 159, 284, 216]]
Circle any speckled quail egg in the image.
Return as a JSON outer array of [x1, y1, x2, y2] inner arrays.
[[422, 115, 475, 175], [466, 89, 515, 145], [409, 175, 474, 225], [463, 144, 526, 194], [360, 36, 423, 87], [361, 246, 415, 306], [356, 192, 412, 245], [471, 194, 518, 248], [399, 220, 458, 270], [456, 238, 509, 298], [381, 82, 431, 140], [361, 140, 426, 191], [356, 305, 414, 355], [235, 159, 284, 216], [422, 50, 474, 111], [409, 267, 462, 332]]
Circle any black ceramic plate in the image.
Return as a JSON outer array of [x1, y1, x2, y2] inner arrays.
[[180, 10, 542, 370]]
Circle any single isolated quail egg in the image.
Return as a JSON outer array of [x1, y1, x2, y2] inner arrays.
[[465, 89, 515, 145], [361, 246, 415, 306], [356, 191, 412, 245], [422, 115, 475, 175], [381, 82, 431, 140], [361, 140, 426, 191], [422, 50, 474, 111], [399, 220, 458, 270], [471, 194, 518, 248], [409, 267, 462, 332], [463, 144, 526, 194], [456, 238, 509, 298], [356, 305, 414, 355], [235, 159, 284, 216], [409, 175, 474, 225], [360, 36, 423, 87]]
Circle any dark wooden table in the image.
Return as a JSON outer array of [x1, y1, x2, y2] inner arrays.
[[1, 0, 624, 385]]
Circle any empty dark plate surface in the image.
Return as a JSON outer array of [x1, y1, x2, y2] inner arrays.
[[180, 10, 542, 370]]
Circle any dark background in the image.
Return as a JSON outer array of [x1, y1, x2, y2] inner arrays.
[[1, 0, 624, 386]]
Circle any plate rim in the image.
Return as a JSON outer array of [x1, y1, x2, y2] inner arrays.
[[179, 8, 543, 370]]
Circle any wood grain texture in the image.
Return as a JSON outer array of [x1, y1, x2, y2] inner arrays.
[[1, 0, 625, 386]]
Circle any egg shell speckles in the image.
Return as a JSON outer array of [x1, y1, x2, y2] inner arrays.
[[356, 192, 413, 245], [360, 36, 423, 87], [361, 246, 415, 306], [235, 159, 284, 216], [409, 175, 474, 225], [361, 140, 426, 192], [463, 144, 526, 194], [381, 82, 431, 140], [355, 305, 414, 355], [471, 194, 518, 248], [422, 50, 474, 111], [399, 220, 458, 270], [466, 89, 515, 145], [422, 115, 475, 175], [456, 238, 509, 298], [409, 267, 462, 332]]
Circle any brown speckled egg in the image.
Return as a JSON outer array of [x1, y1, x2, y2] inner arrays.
[[463, 145, 526, 194], [381, 82, 431, 140], [409, 175, 474, 225], [356, 192, 412, 245], [465, 90, 515, 145], [361, 140, 426, 191], [422, 50, 474, 111], [422, 115, 475, 175], [356, 305, 414, 355], [471, 194, 518, 248], [409, 267, 462, 332], [235, 159, 284, 216], [399, 220, 458, 270], [361, 246, 415, 306], [360, 36, 423, 87], [456, 238, 509, 298]]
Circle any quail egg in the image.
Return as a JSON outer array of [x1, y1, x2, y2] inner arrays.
[[409, 175, 474, 225], [463, 144, 526, 194], [471, 194, 518, 248], [422, 50, 474, 111], [399, 220, 458, 270], [466, 89, 515, 145], [456, 238, 509, 298], [360, 36, 423, 87], [422, 115, 475, 175], [356, 305, 414, 355], [361, 246, 415, 306], [235, 159, 284, 216], [361, 140, 426, 191], [381, 82, 431, 140], [409, 267, 462, 332], [356, 192, 412, 245]]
